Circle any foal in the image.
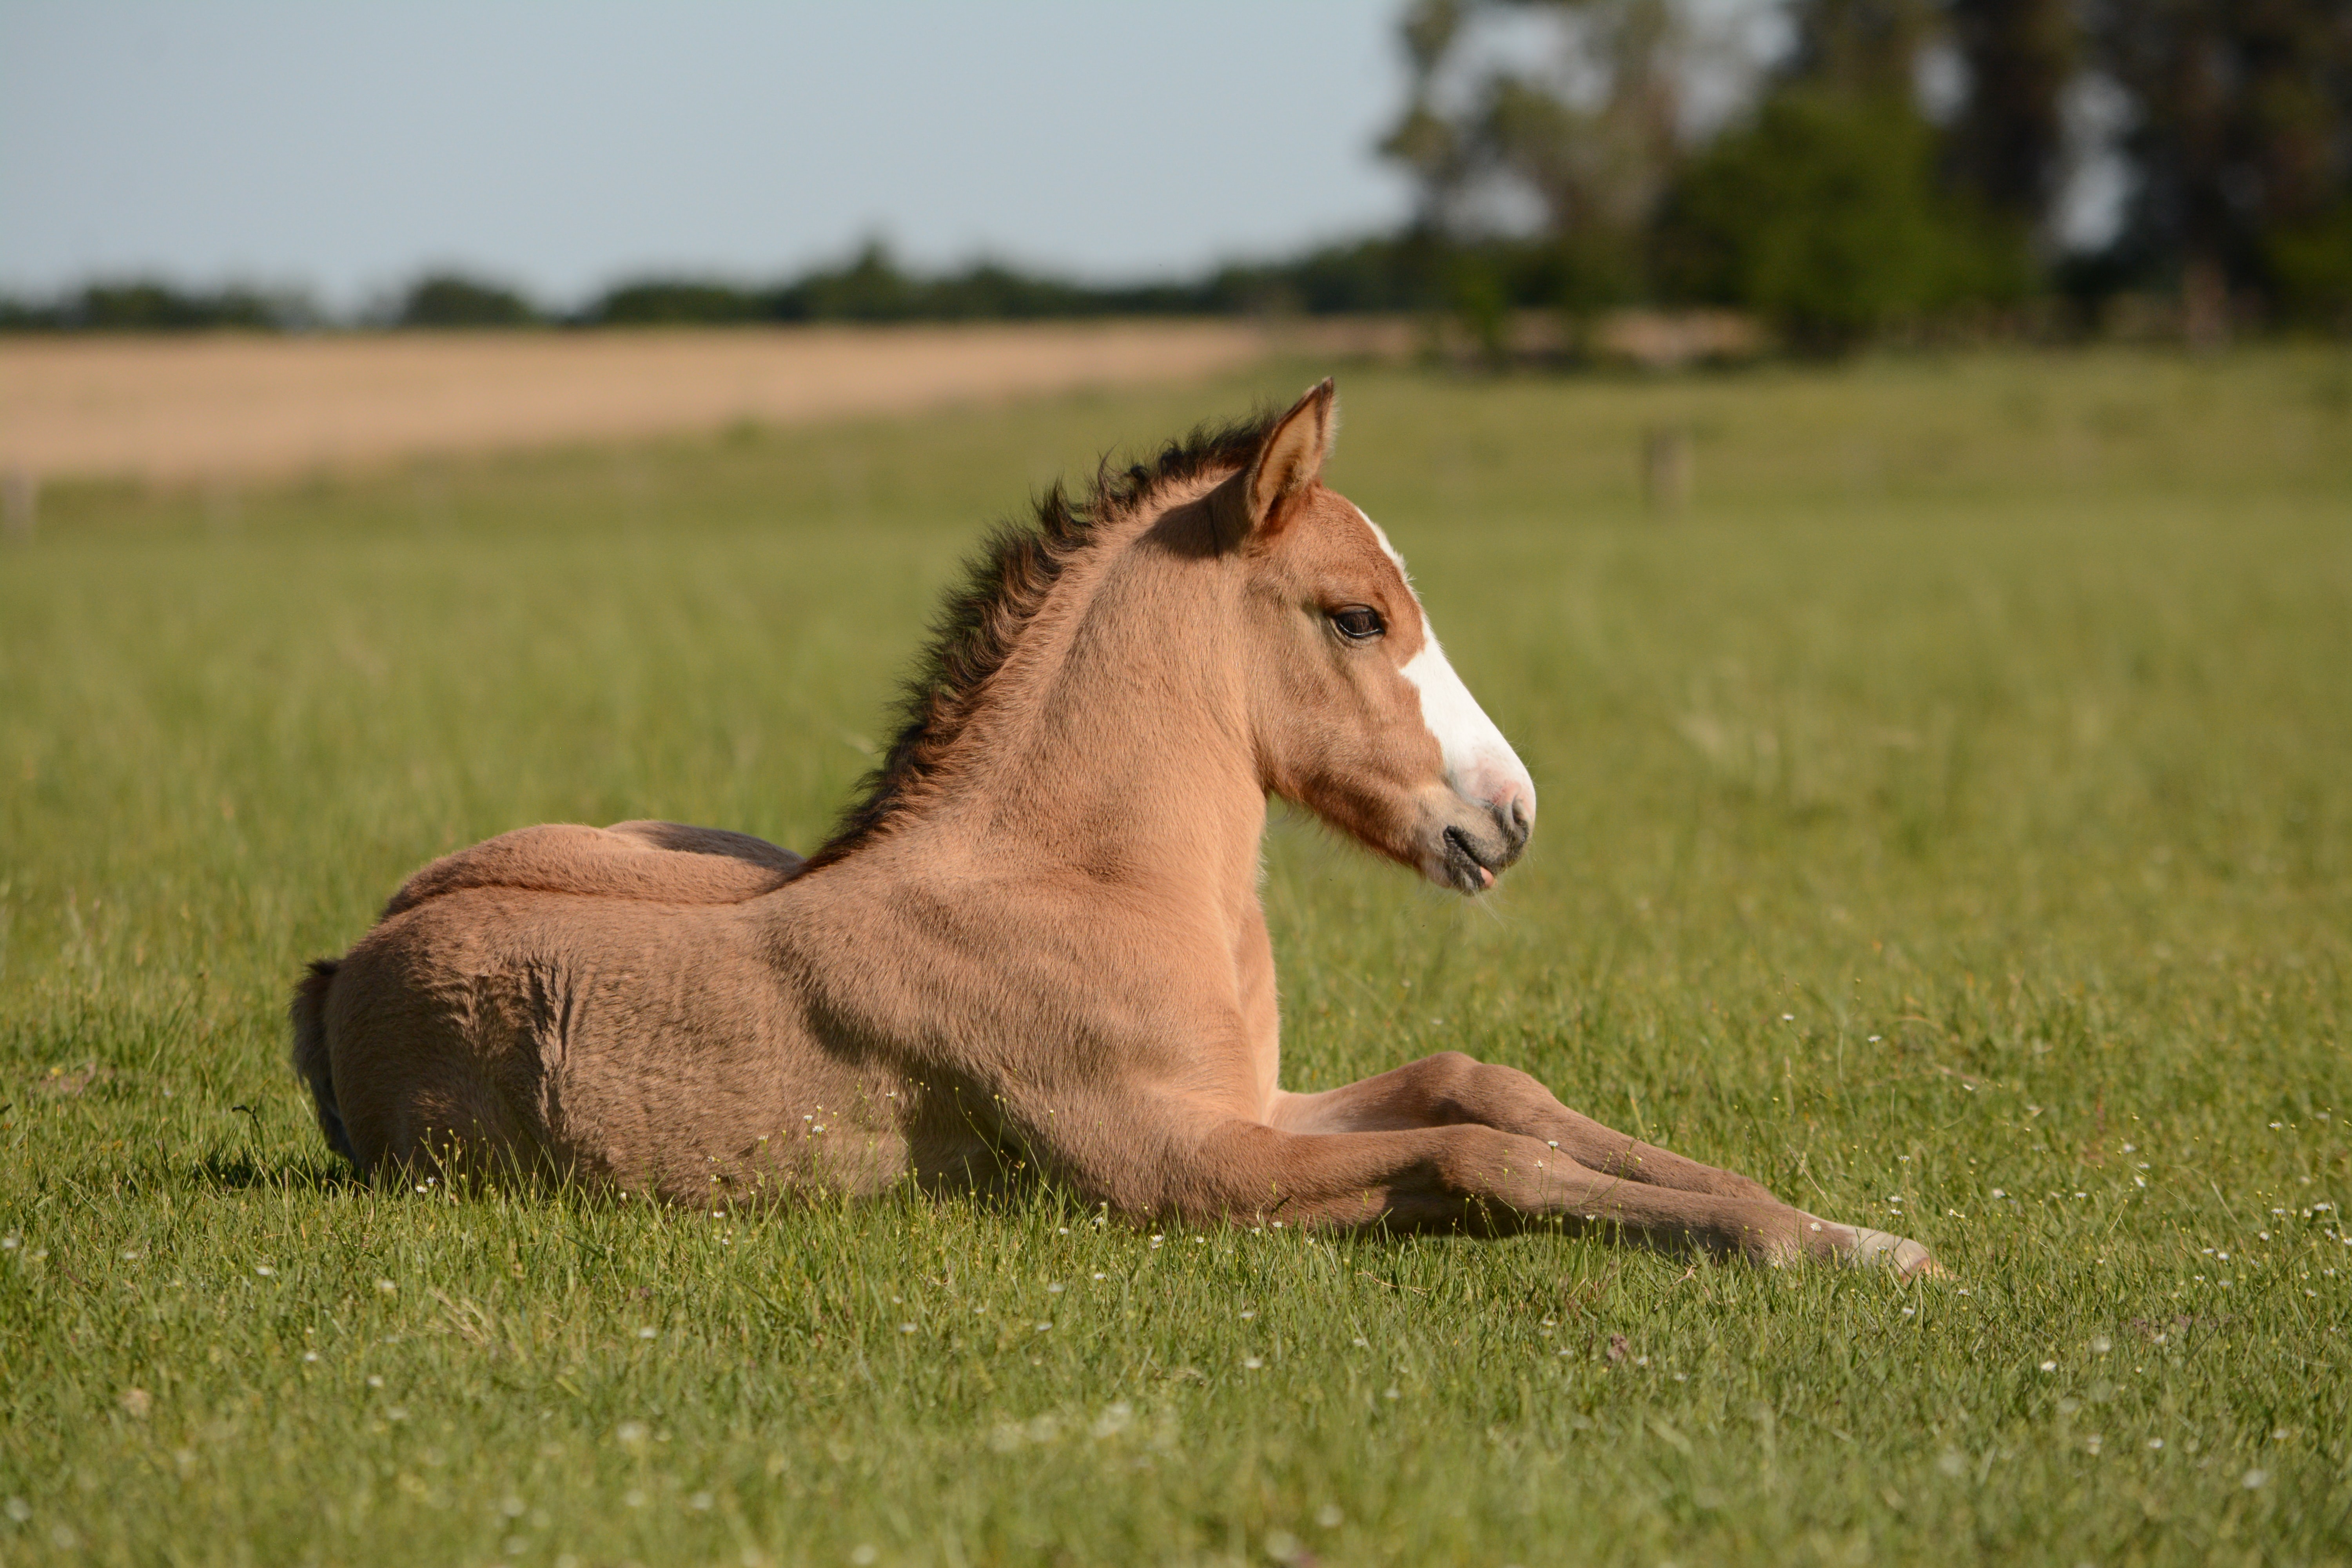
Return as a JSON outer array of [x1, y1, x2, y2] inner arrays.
[[294, 381, 1935, 1277]]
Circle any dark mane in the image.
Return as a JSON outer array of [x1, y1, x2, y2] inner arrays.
[[805, 408, 1277, 867]]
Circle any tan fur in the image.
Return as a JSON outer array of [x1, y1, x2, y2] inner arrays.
[[296, 382, 1936, 1278]]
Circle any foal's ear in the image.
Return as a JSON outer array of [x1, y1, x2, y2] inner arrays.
[[1237, 378, 1336, 542]]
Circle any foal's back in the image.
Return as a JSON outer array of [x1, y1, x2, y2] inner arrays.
[[379, 819, 804, 916]]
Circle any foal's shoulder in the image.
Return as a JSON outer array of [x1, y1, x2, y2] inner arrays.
[[380, 820, 805, 920]]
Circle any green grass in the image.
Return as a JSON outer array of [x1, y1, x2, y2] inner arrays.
[[4, 345, 2350, 1567]]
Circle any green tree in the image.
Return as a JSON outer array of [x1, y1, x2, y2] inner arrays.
[[395, 272, 537, 328], [1655, 91, 2013, 347]]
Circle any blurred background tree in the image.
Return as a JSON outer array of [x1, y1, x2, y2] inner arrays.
[[2091, 0, 2352, 339], [1380, 0, 2352, 349], [393, 272, 538, 328]]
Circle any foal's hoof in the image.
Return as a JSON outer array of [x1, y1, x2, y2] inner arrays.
[[1846, 1227, 1943, 1281]]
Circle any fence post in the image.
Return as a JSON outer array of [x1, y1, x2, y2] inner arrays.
[[2, 467, 35, 541], [1642, 426, 1690, 517]]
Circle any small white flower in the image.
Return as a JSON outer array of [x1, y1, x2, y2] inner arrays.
[[2040, 1361, 2058, 1372], [899, 1323, 916, 1334], [1242, 1356, 1264, 1369], [1352, 1337, 1369, 1348], [1091, 1272, 1106, 1280], [366, 1375, 384, 1388], [376, 1279, 396, 1294], [1034, 1321, 1051, 1332], [2243, 1468, 2269, 1489], [1901, 1306, 1915, 1316], [637, 1327, 656, 1339], [2149, 1438, 2163, 1450], [1239, 1310, 1256, 1320], [303, 1351, 319, 1363], [1782, 1014, 1794, 1021], [2090, 1336, 2111, 1354], [254, 1265, 275, 1277]]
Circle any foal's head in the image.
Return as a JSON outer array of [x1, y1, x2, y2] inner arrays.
[[1208, 381, 1535, 893]]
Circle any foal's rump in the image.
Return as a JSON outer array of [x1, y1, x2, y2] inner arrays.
[[301, 825, 884, 1198]]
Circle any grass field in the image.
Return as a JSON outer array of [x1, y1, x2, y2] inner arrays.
[[3, 346, 2349, 1567]]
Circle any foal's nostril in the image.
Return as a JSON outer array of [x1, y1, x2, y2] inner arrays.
[[1491, 797, 1532, 858]]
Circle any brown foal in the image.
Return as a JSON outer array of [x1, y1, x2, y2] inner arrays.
[[294, 381, 1936, 1277]]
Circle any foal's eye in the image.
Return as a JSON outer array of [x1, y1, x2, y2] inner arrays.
[[1328, 605, 1385, 642]]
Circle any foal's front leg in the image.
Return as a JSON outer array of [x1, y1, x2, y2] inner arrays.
[[1051, 1100, 1825, 1265], [1271, 1052, 1937, 1276], [1272, 1051, 1773, 1196]]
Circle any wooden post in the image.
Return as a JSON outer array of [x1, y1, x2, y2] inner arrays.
[[2, 467, 35, 541], [1642, 425, 1690, 517]]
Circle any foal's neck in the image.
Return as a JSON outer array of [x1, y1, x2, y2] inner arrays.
[[911, 491, 1267, 926]]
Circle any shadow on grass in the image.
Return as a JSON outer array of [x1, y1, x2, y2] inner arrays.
[[191, 1150, 366, 1194]]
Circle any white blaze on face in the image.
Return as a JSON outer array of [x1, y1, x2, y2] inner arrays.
[[1358, 509, 1537, 825]]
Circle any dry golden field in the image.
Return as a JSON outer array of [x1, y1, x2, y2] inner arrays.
[[0, 319, 1406, 486]]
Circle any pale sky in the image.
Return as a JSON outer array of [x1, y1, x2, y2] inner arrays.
[[0, 2, 1416, 308]]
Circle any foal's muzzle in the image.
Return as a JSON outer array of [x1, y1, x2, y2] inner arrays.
[[1428, 792, 1532, 895]]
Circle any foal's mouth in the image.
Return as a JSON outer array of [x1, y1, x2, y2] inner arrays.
[[1440, 825, 1500, 894], [1435, 798, 1532, 895]]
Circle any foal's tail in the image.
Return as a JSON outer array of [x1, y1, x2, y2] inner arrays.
[[290, 958, 357, 1167]]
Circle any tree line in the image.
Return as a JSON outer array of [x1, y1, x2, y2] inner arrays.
[[0, 237, 1437, 334], [6, 0, 2346, 348]]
